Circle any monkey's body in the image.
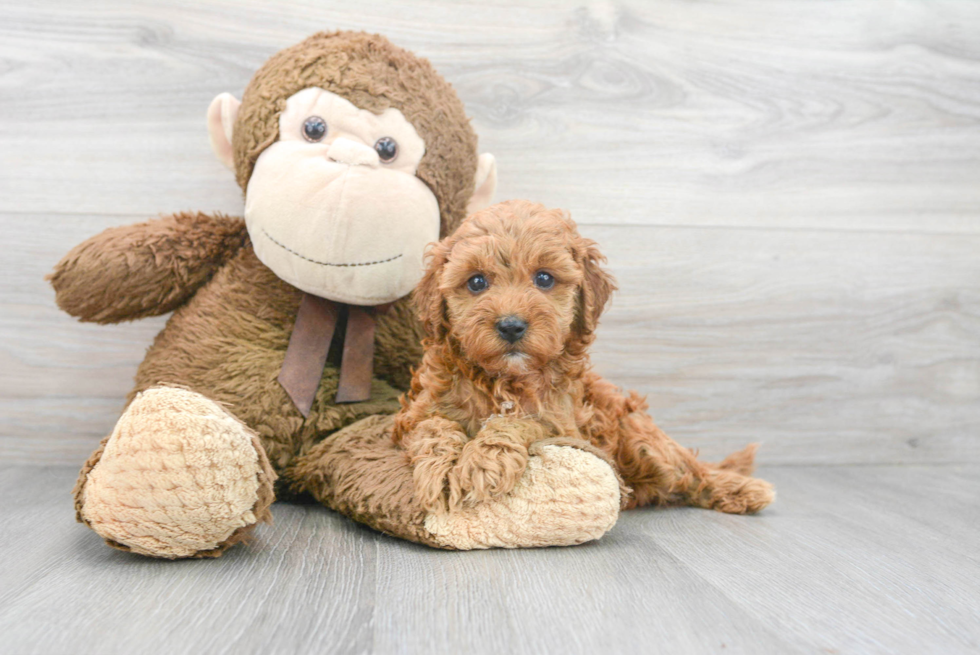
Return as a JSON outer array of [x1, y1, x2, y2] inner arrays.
[[59, 212, 623, 556], [129, 223, 414, 474], [54, 32, 625, 558]]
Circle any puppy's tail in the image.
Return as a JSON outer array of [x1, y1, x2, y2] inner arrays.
[[712, 443, 760, 476]]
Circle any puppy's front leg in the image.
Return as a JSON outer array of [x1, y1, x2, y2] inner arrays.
[[450, 417, 550, 508], [401, 417, 468, 514]]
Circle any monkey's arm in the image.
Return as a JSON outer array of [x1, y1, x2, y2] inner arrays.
[[48, 211, 248, 323]]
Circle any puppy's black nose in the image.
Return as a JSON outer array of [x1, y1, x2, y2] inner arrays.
[[496, 316, 527, 343]]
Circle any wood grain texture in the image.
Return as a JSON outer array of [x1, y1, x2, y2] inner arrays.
[[4, 213, 978, 464], [0, 464, 977, 654], [1, 1, 979, 466], [2, 0, 979, 231]]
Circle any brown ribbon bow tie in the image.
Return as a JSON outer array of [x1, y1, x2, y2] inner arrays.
[[278, 293, 392, 418]]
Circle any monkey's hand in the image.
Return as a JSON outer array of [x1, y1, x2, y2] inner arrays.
[[48, 212, 247, 323]]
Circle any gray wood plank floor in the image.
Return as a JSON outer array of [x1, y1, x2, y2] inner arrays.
[[1, 464, 977, 655]]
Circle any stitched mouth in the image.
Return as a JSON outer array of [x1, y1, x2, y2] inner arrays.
[[261, 228, 403, 268]]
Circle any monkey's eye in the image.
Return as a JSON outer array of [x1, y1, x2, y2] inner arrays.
[[374, 137, 398, 162], [533, 271, 555, 290], [302, 116, 327, 142], [466, 274, 489, 294]]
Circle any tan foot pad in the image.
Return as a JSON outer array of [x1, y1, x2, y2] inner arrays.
[[81, 387, 268, 558], [424, 444, 621, 549]]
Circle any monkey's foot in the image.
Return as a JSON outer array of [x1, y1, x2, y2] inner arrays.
[[424, 439, 624, 549], [76, 386, 276, 559]]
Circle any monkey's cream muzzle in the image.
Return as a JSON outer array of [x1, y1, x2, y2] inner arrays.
[[243, 88, 440, 306], [326, 137, 380, 167]]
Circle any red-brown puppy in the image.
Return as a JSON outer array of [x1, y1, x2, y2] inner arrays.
[[393, 200, 774, 516]]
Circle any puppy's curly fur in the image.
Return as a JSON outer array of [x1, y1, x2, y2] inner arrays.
[[393, 200, 774, 516]]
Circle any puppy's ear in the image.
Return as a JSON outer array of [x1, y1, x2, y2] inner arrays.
[[413, 238, 453, 340], [574, 237, 617, 336]]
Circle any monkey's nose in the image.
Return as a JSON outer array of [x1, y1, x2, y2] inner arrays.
[[496, 316, 527, 344], [326, 137, 380, 167]]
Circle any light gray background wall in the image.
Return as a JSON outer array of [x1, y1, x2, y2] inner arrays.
[[3, 0, 977, 466]]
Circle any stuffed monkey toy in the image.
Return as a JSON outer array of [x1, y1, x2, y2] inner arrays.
[[50, 32, 623, 558]]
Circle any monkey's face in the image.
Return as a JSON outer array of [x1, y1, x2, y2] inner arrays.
[[243, 88, 441, 305]]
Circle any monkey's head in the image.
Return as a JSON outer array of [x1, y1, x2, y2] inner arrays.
[[206, 31, 496, 305]]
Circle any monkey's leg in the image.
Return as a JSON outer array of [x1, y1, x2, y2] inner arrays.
[[74, 386, 276, 558], [291, 417, 624, 550], [612, 411, 774, 514]]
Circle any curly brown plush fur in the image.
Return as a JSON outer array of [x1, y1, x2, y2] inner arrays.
[[393, 200, 775, 515], [51, 215, 419, 475], [50, 32, 486, 556]]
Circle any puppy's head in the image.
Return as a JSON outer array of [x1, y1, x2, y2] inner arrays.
[[414, 200, 616, 376]]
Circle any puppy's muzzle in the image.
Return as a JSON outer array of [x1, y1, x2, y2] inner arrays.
[[496, 316, 527, 344]]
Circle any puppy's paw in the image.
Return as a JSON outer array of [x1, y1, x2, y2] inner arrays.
[[412, 458, 457, 515], [449, 437, 529, 508], [709, 473, 775, 514], [405, 421, 467, 514]]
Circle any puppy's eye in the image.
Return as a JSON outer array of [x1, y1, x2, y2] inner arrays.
[[466, 274, 489, 293], [374, 137, 398, 162], [303, 116, 327, 142], [533, 271, 555, 290]]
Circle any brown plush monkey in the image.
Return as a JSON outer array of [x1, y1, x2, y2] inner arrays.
[[51, 32, 623, 558]]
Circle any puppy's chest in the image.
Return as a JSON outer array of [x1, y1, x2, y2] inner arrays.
[[446, 383, 582, 439]]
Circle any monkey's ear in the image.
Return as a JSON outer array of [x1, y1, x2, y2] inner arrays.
[[465, 153, 497, 216], [207, 93, 241, 170]]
